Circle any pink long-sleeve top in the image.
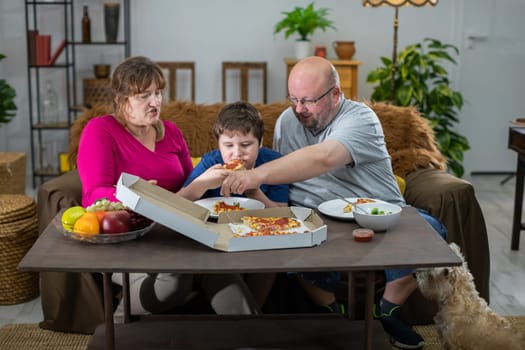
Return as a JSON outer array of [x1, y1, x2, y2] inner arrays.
[[77, 115, 193, 207]]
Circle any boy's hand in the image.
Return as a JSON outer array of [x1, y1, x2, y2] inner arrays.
[[197, 164, 230, 188]]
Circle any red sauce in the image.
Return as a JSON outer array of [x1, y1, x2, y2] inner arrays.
[[352, 228, 374, 242]]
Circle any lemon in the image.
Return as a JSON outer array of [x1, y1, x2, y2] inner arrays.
[[62, 206, 86, 231]]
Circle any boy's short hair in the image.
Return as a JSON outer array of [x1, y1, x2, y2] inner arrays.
[[213, 101, 264, 143]]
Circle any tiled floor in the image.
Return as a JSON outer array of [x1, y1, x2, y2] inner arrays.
[[1, 175, 524, 327]]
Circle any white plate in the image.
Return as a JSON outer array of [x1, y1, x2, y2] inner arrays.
[[194, 197, 265, 218], [317, 197, 386, 221]]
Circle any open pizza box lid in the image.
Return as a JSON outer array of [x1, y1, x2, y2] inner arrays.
[[116, 172, 327, 252]]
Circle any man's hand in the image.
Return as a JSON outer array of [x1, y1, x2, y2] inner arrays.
[[220, 169, 262, 197]]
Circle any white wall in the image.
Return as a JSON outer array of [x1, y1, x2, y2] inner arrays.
[[0, 0, 521, 188]]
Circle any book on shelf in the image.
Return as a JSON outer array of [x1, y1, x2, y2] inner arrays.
[[35, 34, 51, 66], [27, 30, 38, 66], [48, 39, 66, 65], [31, 34, 66, 66]]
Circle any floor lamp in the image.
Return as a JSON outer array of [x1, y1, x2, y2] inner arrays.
[[362, 0, 438, 102]]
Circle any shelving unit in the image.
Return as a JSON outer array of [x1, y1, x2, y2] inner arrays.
[[24, 0, 130, 188]]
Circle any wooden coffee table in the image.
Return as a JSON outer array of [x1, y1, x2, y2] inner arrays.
[[19, 207, 461, 350]]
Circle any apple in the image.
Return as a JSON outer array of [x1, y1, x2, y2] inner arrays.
[[101, 210, 131, 234]]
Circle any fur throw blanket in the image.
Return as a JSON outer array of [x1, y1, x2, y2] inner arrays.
[[68, 100, 446, 178]]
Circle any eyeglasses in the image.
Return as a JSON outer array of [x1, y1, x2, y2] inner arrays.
[[288, 86, 335, 107]]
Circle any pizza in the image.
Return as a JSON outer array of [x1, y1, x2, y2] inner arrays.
[[343, 203, 353, 213], [213, 200, 245, 214], [241, 216, 301, 232], [354, 198, 376, 205], [235, 230, 299, 237], [224, 159, 244, 171], [342, 198, 375, 213]]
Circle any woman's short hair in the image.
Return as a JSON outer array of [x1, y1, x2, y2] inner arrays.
[[111, 56, 165, 113], [111, 56, 166, 139]]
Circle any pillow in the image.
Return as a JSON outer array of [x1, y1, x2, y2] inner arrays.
[[395, 175, 406, 195], [191, 157, 201, 167]]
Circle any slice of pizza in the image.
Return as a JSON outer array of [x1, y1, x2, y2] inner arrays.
[[355, 198, 376, 205], [236, 229, 299, 237], [213, 200, 245, 214], [241, 216, 301, 232], [224, 159, 244, 171]]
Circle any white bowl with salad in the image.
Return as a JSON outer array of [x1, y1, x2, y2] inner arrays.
[[353, 202, 402, 232]]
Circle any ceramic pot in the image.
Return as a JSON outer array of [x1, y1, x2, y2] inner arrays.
[[94, 64, 110, 79], [314, 46, 327, 58], [295, 40, 312, 60], [333, 41, 356, 60]]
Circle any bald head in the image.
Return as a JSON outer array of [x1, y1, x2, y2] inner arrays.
[[288, 56, 339, 97], [287, 56, 342, 132]]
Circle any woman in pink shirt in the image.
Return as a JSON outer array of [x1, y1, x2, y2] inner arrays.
[[77, 56, 259, 320], [77, 57, 193, 207]]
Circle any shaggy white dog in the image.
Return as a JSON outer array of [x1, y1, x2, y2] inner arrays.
[[416, 243, 525, 350]]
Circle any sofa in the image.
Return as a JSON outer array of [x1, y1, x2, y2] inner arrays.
[[36, 100, 490, 333]]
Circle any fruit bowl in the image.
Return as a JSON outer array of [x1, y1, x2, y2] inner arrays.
[[53, 215, 154, 244], [353, 202, 402, 232]]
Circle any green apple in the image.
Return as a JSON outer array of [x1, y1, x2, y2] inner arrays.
[[61, 206, 86, 231]]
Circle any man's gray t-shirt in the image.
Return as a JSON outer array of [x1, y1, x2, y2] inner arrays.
[[273, 99, 405, 209]]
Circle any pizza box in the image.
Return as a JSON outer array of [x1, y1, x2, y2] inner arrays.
[[116, 172, 327, 252]]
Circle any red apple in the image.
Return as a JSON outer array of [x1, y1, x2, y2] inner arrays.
[[101, 210, 131, 234]]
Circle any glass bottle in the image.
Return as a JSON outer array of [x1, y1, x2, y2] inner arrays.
[[82, 5, 91, 43], [41, 80, 58, 124]]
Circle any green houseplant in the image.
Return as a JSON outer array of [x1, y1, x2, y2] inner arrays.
[[274, 2, 336, 59], [0, 53, 17, 127], [367, 38, 469, 177]]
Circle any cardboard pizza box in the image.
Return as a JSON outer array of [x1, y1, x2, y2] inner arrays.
[[116, 172, 327, 252]]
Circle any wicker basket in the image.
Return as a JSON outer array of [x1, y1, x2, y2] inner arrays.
[[0, 153, 26, 195], [83, 78, 113, 107], [0, 195, 39, 304]]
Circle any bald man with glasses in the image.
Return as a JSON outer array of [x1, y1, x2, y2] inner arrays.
[[221, 56, 447, 350]]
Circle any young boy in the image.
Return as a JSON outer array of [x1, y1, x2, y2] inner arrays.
[[179, 101, 287, 307], [179, 101, 288, 208]]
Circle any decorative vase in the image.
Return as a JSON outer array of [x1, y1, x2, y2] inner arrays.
[[104, 3, 120, 43], [295, 40, 312, 60], [332, 41, 356, 60]]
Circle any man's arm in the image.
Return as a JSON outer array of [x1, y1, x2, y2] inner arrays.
[[221, 140, 352, 196]]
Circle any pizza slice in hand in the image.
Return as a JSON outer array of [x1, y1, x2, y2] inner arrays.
[[224, 159, 245, 171]]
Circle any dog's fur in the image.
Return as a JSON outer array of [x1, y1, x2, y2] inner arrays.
[[416, 243, 525, 350]]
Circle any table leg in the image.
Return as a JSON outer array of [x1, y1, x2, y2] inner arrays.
[[103, 273, 115, 350], [511, 156, 524, 250], [347, 272, 356, 320], [364, 271, 375, 350], [122, 273, 131, 323]]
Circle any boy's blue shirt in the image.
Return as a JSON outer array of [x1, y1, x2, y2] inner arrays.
[[182, 148, 289, 203]]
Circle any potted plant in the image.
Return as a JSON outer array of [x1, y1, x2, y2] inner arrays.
[[0, 53, 17, 127], [274, 2, 336, 59], [367, 38, 469, 178]]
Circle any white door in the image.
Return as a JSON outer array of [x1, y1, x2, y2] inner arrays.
[[457, 0, 525, 175]]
